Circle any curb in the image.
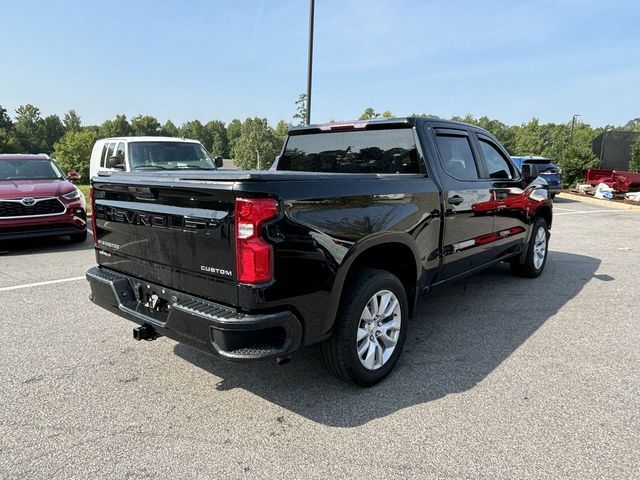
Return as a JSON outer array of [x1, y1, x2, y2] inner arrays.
[[557, 192, 640, 211]]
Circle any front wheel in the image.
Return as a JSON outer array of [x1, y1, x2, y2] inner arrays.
[[321, 268, 408, 387], [511, 217, 549, 278]]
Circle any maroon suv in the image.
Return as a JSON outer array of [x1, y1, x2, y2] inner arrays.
[[0, 154, 87, 242]]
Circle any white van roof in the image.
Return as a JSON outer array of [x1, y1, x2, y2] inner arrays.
[[97, 136, 202, 143]]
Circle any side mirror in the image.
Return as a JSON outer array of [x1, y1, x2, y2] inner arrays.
[[67, 171, 81, 182], [107, 155, 124, 169], [521, 163, 539, 184], [214, 156, 224, 168]]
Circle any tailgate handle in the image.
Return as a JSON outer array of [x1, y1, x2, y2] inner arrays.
[[447, 195, 464, 205]]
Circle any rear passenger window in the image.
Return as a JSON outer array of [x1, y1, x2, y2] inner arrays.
[[479, 140, 513, 179], [435, 135, 479, 180], [115, 142, 125, 161], [104, 142, 116, 167], [100, 143, 109, 168]]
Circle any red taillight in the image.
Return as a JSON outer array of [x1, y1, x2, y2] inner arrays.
[[89, 187, 98, 247], [235, 197, 279, 284]]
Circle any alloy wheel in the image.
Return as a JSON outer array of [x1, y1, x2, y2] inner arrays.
[[356, 289, 402, 370], [533, 226, 547, 269]]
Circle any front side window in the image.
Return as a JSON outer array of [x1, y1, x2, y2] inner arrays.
[[278, 129, 420, 174], [128, 142, 216, 170], [0, 160, 63, 180], [435, 135, 479, 180], [479, 139, 514, 179]]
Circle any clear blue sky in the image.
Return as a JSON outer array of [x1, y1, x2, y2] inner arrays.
[[1, 0, 638, 127]]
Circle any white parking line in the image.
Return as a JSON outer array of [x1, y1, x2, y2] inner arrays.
[[555, 209, 637, 216], [553, 207, 582, 212], [0, 276, 85, 292]]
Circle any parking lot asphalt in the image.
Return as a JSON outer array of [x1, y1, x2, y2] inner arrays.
[[1, 197, 638, 479]]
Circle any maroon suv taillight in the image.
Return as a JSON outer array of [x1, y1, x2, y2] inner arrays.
[[235, 197, 279, 284], [89, 187, 98, 247]]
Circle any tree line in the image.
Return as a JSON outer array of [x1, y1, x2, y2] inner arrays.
[[1, 101, 638, 186]]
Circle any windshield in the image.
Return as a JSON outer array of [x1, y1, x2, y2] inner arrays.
[[0, 159, 63, 180], [128, 142, 216, 170], [278, 129, 421, 174]]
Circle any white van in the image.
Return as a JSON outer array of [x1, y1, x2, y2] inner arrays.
[[89, 137, 223, 178]]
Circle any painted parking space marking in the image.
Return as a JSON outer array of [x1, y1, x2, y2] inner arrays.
[[555, 209, 638, 216], [553, 207, 582, 212], [0, 276, 85, 293]]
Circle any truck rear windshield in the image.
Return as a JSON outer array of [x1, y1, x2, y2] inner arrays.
[[278, 129, 420, 174], [128, 142, 216, 171]]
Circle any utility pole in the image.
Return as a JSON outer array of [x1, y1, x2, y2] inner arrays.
[[305, 0, 315, 125], [570, 114, 580, 142]]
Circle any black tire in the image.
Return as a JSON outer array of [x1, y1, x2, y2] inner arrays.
[[550, 193, 557, 199], [70, 231, 87, 243], [321, 268, 409, 387], [511, 217, 549, 278]]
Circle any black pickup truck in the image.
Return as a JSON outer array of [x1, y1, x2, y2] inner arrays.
[[86, 117, 552, 386]]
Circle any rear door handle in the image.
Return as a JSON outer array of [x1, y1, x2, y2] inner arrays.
[[447, 195, 464, 205]]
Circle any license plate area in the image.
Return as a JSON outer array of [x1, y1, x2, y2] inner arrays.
[[131, 280, 173, 316]]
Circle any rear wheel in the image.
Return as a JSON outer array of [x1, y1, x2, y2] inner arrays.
[[321, 268, 408, 386], [511, 217, 549, 278]]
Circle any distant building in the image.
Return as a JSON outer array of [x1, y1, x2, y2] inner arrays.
[[592, 131, 640, 170]]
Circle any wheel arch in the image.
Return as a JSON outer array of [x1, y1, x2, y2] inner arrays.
[[534, 204, 552, 229], [324, 233, 422, 334]]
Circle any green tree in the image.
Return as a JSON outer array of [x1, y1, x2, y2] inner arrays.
[[63, 110, 82, 132], [512, 118, 546, 155], [622, 118, 640, 132], [98, 114, 130, 138], [0, 129, 20, 153], [411, 113, 440, 118], [160, 120, 179, 137], [473, 116, 515, 152], [0, 105, 13, 130], [293, 93, 308, 125], [52, 130, 97, 179], [629, 137, 640, 172], [557, 144, 599, 188], [205, 120, 229, 157], [274, 120, 290, 147], [359, 107, 380, 120], [0, 105, 19, 153], [381, 110, 394, 118], [180, 120, 210, 147], [231, 117, 280, 170], [42, 115, 66, 153], [130, 115, 161, 136], [13, 104, 46, 152], [227, 118, 242, 144]]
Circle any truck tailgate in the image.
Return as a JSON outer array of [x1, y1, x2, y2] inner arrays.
[[92, 176, 237, 306]]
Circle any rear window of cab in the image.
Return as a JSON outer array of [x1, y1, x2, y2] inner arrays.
[[278, 129, 421, 174]]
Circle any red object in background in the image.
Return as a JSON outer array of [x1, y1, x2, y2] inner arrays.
[[584, 168, 640, 193], [0, 154, 87, 240]]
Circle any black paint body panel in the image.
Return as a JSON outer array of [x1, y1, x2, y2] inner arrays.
[[90, 117, 551, 348]]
